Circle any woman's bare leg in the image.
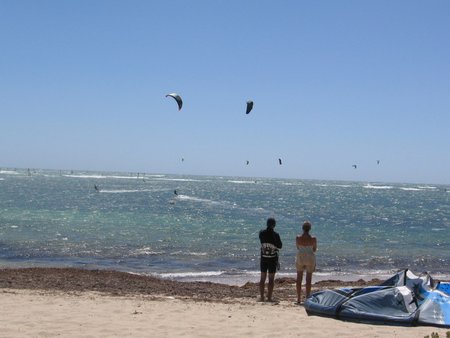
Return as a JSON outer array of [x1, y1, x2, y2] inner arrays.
[[306, 272, 313, 298], [296, 271, 303, 303]]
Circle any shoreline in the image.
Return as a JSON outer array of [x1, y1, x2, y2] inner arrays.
[[0, 267, 385, 302], [1, 267, 448, 301], [3, 262, 448, 287]]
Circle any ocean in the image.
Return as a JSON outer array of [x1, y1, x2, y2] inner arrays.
[[1, 169, 449, 285]]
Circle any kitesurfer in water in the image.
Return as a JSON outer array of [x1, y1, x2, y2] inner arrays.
[[295, 221, 317, 304], [259, 217, 282, 302], [94, 184, 100, 192]]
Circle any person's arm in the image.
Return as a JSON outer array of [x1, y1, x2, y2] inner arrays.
[[276, 233, 282, 249], [312, 237, 317, 252]]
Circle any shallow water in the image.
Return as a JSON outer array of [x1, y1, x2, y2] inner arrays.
[[1, 169, 449, 285]]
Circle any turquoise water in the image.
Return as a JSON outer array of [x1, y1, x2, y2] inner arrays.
[[1, 169, 449, 285]]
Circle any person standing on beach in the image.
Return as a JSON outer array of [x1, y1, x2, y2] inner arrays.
[[259, 217, 282, 302], [295, 221, 317, 304]]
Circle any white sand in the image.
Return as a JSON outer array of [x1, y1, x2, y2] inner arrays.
[[0, 289, 447, 337]]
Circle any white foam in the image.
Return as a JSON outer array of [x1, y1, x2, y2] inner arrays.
[[363, 184, 393, 190], [158, 271, 224, 278], [169, 250, 208, 256], [99, 189, 156, 194], [176, 195, 220, 205], [154, 178, 208, 182], [400, 187, 423, 191], [64, 174, 144, 180], [189, 252, 208, 256], [132, 247, 164, 256], [228, 180, 256, 184], [64, 174, 105, 179], [281, 182, 303, 186], [0, 170, 20, 175]]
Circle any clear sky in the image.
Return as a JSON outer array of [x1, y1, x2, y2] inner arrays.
[[1, 0, 449, 184]]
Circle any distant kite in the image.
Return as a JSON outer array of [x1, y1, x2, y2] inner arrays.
[[166, 93, 183, 111], [246, 100, 254, 114], [352, 164, 357, 169], [377, 160, 380, 165], [246, 160, 250, 165], [279, 158, 282, 165]]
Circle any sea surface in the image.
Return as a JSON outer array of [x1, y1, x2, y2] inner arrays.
[[1, 169, 449, 285]]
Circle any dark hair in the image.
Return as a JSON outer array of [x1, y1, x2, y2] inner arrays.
[[266, 217, 276, 229], [302, 221, 312, 233]]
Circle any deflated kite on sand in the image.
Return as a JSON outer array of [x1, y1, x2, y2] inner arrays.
[[305, 269, 450, 328]]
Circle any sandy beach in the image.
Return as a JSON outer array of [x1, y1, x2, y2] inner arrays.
[[0, 268, 449, 337]]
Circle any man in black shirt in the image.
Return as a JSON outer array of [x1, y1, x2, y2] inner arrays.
[[259, 217, 282, 302]]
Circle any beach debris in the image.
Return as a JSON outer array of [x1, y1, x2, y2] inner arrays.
[[245, 100, 254, 114], [165, 93, 183, 111]]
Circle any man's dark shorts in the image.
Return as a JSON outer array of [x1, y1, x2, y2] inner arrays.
[[260, 257, 278, 273]]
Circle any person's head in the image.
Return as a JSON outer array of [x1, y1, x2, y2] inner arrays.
[[266, 217, 276, 230], [302, 221, 312, 234]]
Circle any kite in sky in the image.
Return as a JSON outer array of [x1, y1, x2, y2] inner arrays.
[[246, 100, 253, 114], [166, 93, 183, 111]]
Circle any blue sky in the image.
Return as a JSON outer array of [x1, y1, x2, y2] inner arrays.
[[1, 0, 449, 184]]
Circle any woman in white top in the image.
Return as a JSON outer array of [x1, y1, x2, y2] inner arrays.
[[295, 221, 317, 304]]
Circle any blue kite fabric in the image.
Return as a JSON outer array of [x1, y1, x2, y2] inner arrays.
[[304, 269, 450, 328]]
